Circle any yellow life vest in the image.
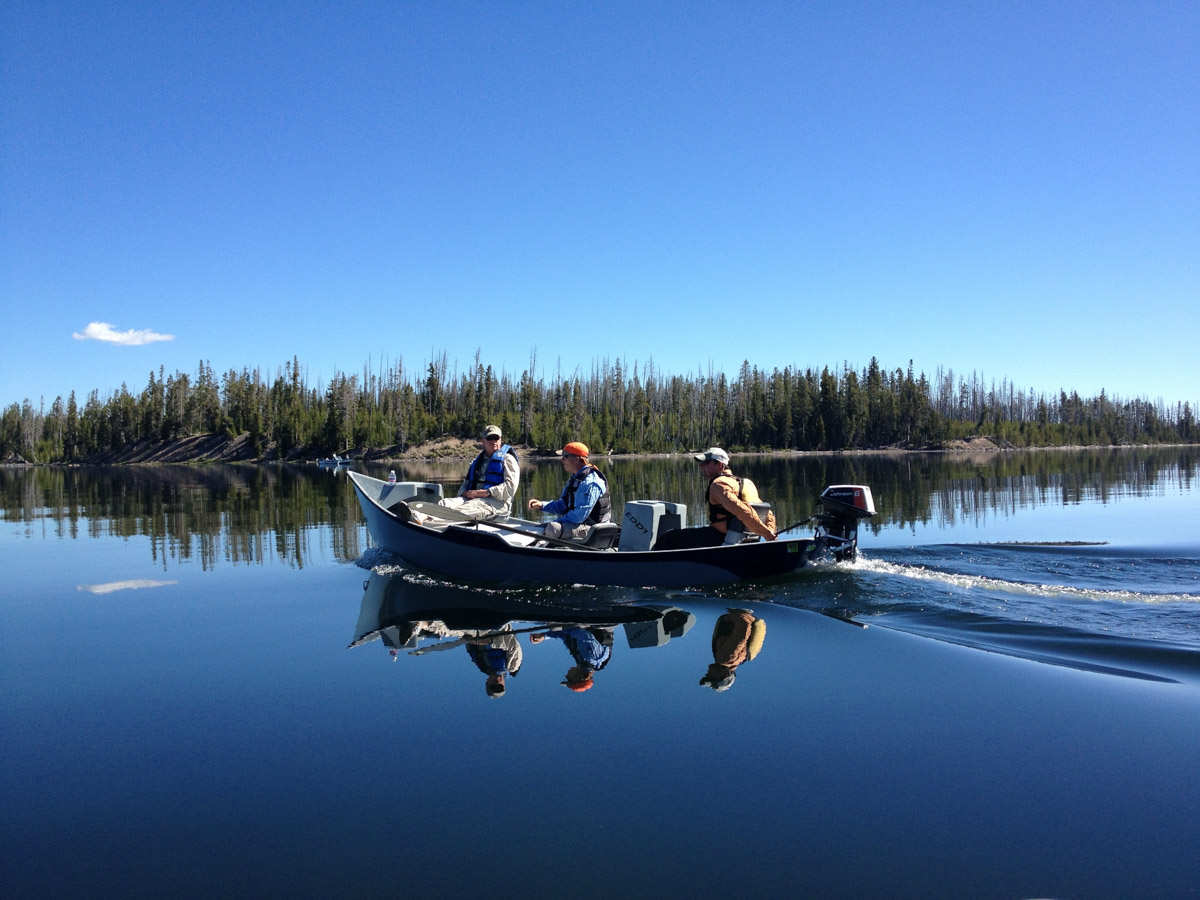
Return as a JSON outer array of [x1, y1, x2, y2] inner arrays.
[[746, 618, 767, 660], [709, 474, 771, 532]]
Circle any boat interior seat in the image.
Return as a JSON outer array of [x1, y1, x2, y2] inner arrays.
[[582, 522, 621, 549], [723, 528, 760, 545]]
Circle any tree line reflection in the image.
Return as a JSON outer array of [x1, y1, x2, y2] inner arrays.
[[0, 464, 367, 569], [1, 447, 1194, 568]]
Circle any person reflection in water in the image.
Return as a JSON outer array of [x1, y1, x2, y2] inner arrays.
[[466, 625, 523, 698], [700, 609, 766, 692], [530, 625, 615, 692], [386, 620, 458, 659]]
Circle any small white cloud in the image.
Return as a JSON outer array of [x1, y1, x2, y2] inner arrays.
[[72, 321, 175, 346]]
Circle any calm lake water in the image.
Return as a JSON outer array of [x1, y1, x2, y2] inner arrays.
[[3, 448, 1198, 898]]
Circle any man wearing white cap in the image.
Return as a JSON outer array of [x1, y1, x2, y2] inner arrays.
[[440, 425, 520, 521], [653, 447, 776, 550]]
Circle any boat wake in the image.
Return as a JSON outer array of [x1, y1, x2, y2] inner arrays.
[[855, 556, 1200, 606], [816, 549, 1200, 681]]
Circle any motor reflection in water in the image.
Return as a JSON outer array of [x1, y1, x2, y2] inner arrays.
[[350, 567, 698, 696]]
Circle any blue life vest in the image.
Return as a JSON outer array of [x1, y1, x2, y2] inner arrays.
[[466, 444, 515, 491], [467, 643, 511, 676], [564, 465, 612, 525]]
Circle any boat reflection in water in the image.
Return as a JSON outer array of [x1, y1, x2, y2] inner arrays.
[[350, 567, 697, 696]]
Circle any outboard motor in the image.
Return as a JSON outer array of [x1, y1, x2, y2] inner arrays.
[[814, 485, 876, 562]]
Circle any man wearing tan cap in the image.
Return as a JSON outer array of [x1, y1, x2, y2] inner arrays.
[[440, 425, 520, 521]]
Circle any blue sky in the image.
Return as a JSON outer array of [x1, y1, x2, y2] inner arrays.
[[3, 1, 1197, 412]]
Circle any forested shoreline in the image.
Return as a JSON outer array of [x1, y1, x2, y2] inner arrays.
[[2, 354, 1195, 464]]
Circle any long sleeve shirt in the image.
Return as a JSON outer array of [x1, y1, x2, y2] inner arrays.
[[541, 468, 607, 525], [709, 471, 775, 539], [456, 452, 520, 515]]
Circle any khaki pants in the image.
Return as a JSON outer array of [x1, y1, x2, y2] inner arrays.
[[441, 496, 505, 521], [543, 520, 591, 541]]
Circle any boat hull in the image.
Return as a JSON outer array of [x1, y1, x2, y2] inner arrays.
[[348, 470, 817, 588]]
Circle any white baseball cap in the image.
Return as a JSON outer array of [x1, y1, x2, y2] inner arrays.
[[694, 447, 730, 465]]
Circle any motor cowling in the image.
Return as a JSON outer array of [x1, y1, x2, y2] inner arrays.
[[818, 485, 876, 520], [815, 485, 875, 562]]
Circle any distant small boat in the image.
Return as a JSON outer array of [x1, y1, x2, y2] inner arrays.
[[317, 455, 353, 469]]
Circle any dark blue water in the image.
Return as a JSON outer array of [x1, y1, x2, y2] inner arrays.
[[2, 451, 1198, 898]]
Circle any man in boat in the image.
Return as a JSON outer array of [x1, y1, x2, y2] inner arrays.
[[439, 424, 520, 521], [529, 625, 615, 692], [526, 441, 611, 541], [465, 626, 523, 698], [699, 609, 766, 692], [653, 447, 777, 550]]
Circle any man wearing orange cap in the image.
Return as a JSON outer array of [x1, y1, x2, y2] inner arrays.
[[529, 625, 615, 692], [527, 441, 611, 541]]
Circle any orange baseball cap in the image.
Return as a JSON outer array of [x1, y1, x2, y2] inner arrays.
[[561, 441, 590, 458], [563, 675, 594, 692]]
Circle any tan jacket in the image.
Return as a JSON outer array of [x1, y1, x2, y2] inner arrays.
[[711, 609, 766, 668], [708, 470, 775, 539]]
